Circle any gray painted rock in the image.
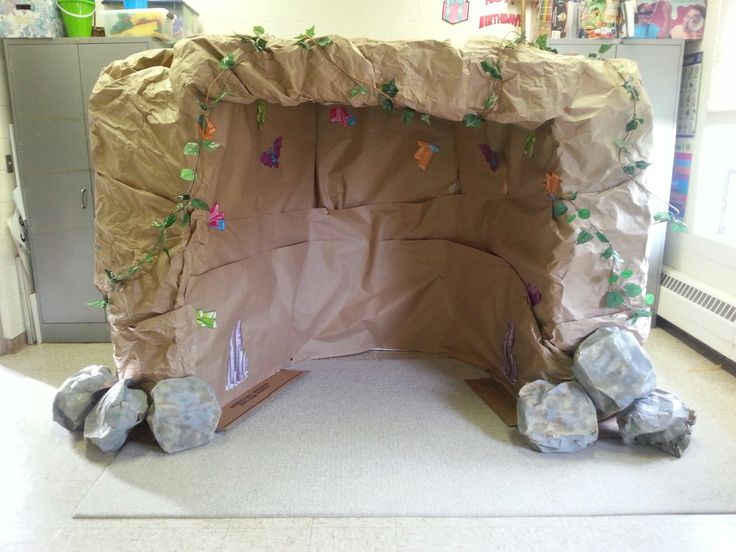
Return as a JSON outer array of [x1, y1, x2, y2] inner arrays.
[[84, 379, 149, 453], [517, 380, 599, 453], [52, 365, 118, 431], [572, 327, 656, 418], [147, 377, 221, 454], [617, 389, 696, 457]]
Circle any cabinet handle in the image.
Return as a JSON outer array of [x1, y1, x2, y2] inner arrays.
[[81, 188, 88, 209]]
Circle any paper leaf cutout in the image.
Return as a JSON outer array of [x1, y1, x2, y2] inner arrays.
[[196, 308, 217, 329], [226, 320, 249, 391], [260, 136, 283, 168], [208, 203, 226, 231], [329, 106, 357, 127], [523, 130, 536, 158], [414, 140, 440, 170], [478, 144, 500, 171], [502, 321, 518, 383], [256, 100, 266, 131]]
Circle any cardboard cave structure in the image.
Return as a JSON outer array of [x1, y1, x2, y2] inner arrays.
[[90, 36, 655, 427]]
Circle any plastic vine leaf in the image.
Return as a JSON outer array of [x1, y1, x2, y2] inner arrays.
[[601, 246, 614, 259], [480, 60, 502, 80], [218, 53, 236, 70], [596, 231, 609, 243], [566, 214, 577, 223], [606, 291, 625, 308], [348, 84, 368, 98], [190, 197, 209, 210], [608, 274, 620, 284], [87, 299, 107, 309], [180, 168, 196, 181], [382, 99, 394, 112], [381, 79, 399, 98], [203, 140, 219, 151], [463, 114, 483, 128], [484, 94, 498, 110], [620, 268, 634, 279], [672, 220, 688, 232], [402, 108, 415, 124], [654, 211, 672, 222], [576, 230, 593, 244], [183, 142, 199, 156], [420, 113, 431, 125], [253, 26, 265, 36], [644, 293, 655, 305], [553, 201, 568, 217], [578, 208, 591, 219], [623, 283, 643, 297]]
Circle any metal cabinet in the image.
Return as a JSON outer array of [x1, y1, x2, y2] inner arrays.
[[550, 39, 684, 320], [3, 38, 156, 342]]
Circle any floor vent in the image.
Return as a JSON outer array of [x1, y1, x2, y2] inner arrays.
[[660, 272, 736, 322]]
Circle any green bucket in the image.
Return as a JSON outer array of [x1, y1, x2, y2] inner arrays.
[[57, 0, 96, 37]]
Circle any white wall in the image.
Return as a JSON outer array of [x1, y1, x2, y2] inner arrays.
[[0, 51, 24, 340], [185, 0, 522, 46]]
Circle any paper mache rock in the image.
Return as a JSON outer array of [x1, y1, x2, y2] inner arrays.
[[617, 389, 696, 458], [52, 365, 118, 431], [572, 327, 656, 418], [147, 377, 221, 454], [84, 379, 149, 453], [517, 380, 599, 453]]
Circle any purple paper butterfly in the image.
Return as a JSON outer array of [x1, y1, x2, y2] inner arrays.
[[479, 143, 500, 172], [526, 284, 542, 306], [260, 136, 283, 168]]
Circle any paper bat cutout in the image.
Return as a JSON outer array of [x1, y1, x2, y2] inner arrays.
[[208, 202, 225, 231], [415, 140, 440, 170], [196, 308, 217, 329], [260, 136, 283, 168], [479, 143, 501, 171], [329, 106, 357, 127]]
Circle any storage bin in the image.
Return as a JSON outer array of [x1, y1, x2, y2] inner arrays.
[[98, 7, 172, 38], [102, 0, 200, 39]]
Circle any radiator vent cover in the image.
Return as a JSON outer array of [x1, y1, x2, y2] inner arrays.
[[660, 272, 736, 323]]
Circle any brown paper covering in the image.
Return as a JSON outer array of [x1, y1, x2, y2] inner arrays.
[[89, 36, 654, 406]]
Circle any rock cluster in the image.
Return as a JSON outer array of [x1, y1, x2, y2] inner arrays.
[[517, 327, 695, 457], [53, 366, 221, 454]]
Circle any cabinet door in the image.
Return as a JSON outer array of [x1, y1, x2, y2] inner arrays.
[[5, 42, 104, 326]]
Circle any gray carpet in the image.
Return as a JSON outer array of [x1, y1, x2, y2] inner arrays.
[[75, 331, 736, 517]]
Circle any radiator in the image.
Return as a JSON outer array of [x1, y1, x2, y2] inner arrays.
[[658, 266, 736, 362]]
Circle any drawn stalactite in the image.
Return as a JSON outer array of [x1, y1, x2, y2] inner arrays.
[[503, 321, 518, 384], [226, 320, 249, 391]]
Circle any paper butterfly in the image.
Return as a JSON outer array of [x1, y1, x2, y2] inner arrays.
[[478, 143, 501, 172], [208, 203, 225, 231], [329, 106, 357, 127], [197, 115, 216, 141], [260, 136, 283, 168], [415, 140, 440, 170], [543, 172, 562, 198], [196, 308, 217, 329]]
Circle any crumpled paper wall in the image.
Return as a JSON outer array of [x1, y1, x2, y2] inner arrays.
[[89, 36, 654, 406]]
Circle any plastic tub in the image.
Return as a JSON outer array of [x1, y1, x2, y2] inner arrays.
[[99, 7, 171, 38]]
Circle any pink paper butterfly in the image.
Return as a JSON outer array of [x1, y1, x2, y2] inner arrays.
[[479, 144, 501, 172], [329, 106, 357, 127], [208, 203, 225, 231]]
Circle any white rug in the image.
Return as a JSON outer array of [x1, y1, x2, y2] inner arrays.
[[75, 332, 736, 518]]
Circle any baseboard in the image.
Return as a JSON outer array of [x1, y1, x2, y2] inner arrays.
[[0, 331, 27, 356]]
